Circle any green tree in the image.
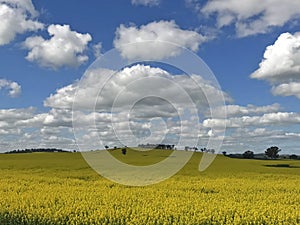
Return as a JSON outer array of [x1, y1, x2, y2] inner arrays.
[[289, 154, 298, 160], [243, 150, 254, 159], [265, 146, 281, 159]]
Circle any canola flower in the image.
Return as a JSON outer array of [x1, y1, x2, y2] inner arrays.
[[0, 152, 299, 225]]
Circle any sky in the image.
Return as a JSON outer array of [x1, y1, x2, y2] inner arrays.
[[0, 0, 300, 154]]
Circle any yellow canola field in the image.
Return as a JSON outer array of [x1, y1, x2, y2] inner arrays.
[[0, 151, 299, 225]]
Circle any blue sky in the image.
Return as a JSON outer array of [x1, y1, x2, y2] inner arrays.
[[1, 0, 300, 154]]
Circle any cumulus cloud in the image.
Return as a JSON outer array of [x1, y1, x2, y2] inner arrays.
[[203, 112, 300, 129], [0, 0, 38, 15], [251, 32, 300, 98], [131, 0, 160, 6], [0, 78, 21, 97], [271, 82, 300, 98], [221, 127, 300, 153], [0, 107, 78, 151], [201, 0, 300, 37], [93, 42, 102, 58], [14, 108, 74, 128], [23, 24, 92, 69], [0, 67, 297, 152], [251, 32, 300, 82], [0, 0, 43, 45], [0, 107, 34, 122], [45, 64, 229, 111], [44, 64, 228, 149], [227, 104, 281, 116], [0, 104, 299, 153], [114, 20, 207, 60], [0, 107, 36, 140], [211, 103, 281, 118]]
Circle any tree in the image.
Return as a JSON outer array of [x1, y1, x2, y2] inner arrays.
[[222, 151, 227, 156], [243, 150, 254, 159], [200, 148, 207, 152], [105, 145, 109, 150], [289, 154, 298, 160], [265, 146, 281, 159]]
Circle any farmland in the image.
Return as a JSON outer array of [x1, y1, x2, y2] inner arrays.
[[0, 149, 299, 224]]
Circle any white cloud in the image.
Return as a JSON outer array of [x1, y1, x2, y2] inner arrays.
[[203, 112, 300, 129], [0, 0, 38, 15], [0, 107, 78, 151], [251, 32, 300, 98], [131, 0, 160, 6], [1, 104, 299, 153], [44, 64, 228, 150], [251, 32, 300, 83], [93, 42, 102, 58], [0, 0, 43, 45], [271, 82, 300, 98], [13, 108, 74, 128], [45, 64, 229, 111], [202, 109, 300, 154], [43, 68, 110, 109], [0, 78, 21, 97], [201, 0, 300, 37], [0, 107, 34, 122], [212, 103, 281, 118], [221, 127, 300, 153], [114, 20, 207, 60], [15, 112, 47, 127], [0, 107, 36, 139], [285, 132, 300, 138], [23, 24, 92, 69], [43, 108, 73, 127]]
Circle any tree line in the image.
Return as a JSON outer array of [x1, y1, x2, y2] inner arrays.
[[224, 146, 300, 160], [4, 148, 75, 154]]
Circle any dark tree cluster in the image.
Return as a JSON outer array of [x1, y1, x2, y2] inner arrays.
[[155, 144, 175, 150], [138, 144, 175, 150], [4, 148, 73, 154], [243, 150, 254, 159], [200, 148, 215, 154], [265, 146, 281, 159]]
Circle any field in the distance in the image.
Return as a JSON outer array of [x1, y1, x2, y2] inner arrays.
[[0, 149, 299, 225]]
